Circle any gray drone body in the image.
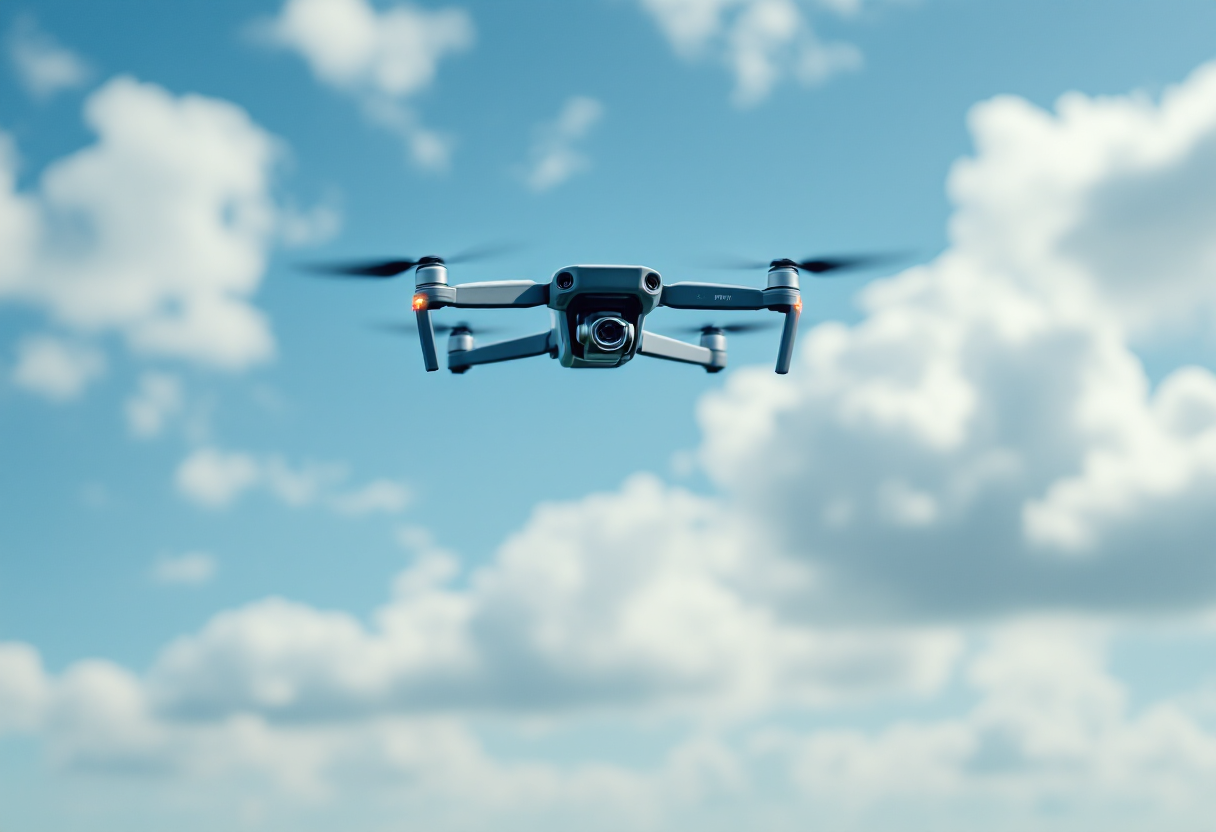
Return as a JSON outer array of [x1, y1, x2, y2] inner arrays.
[[409, 261, 803, 375]]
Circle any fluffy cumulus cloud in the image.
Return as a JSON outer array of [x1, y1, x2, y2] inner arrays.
[[694, 58, 1216, 620], [0, 643, 744, 827], [124, 371, 184, 437], [523, 96, 605, 192], [0, 76, 326, 373], [754, 623, 1216, 827], [175, 445, 412, 516], [10, 334, 106, 401], [5, 15, 91, 99], [6, 623, 1216, 827], [0, 476, 963, 825], [0, 643, 47, 734], [146, 476, 957, 722], [262, 0, 473, 168], [637, 0, 863, 105]]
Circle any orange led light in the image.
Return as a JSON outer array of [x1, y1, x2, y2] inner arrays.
[[412, 294, 428, 311], [794, 298, 803, 314]]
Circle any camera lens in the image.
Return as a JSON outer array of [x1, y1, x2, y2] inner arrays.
[[556, 272, 574, 290], [591, 317, 628, 350], [644, 273, 661, 292]]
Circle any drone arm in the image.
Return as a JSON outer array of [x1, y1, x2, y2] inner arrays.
[[774, 304, 800, 375], [662, 276, 803, 373], [415, 309, 440, 372], [450, 281, 549, 308], [637, 331, 726, 373], [659, 282, 767, 310], [448, 330, 556, 372]]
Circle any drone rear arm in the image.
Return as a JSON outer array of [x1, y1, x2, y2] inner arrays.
[[637, 331, 726, 373], [773, 304, 800, 374], [659, 279, 802, 374], [447, 330, 557, 373], [659, 283, 767, 310]]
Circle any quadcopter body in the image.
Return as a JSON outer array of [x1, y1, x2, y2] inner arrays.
[[408, 258, 803, 375], [310, 249, 894, 374]]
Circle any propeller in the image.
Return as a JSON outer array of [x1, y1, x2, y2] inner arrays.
[[304, 242, 521, 279], [372, 321, 505, 337], [708, 252, 907, 276], [670, 321, 781, 336]]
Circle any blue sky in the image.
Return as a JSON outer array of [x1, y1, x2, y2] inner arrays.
[[5, 1, 1216, 829]]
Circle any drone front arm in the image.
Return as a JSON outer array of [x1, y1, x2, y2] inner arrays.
[[637, 331, 726, 373], [659, 282, 766, 310], [451, 281, 550, 308], [415, 308, 440, 372], [448, 330, 556, 373]]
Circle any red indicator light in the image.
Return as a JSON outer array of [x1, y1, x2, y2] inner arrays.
[[412, 294, 428, 311]]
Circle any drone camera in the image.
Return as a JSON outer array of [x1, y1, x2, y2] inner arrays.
[[590, 316, 630, 350], [644, 272, 661, 292], [556, 271, 574, 290], [577, 311, 636, 361]]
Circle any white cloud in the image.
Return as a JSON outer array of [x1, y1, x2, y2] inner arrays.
[[0, 134, 37, 283], [949, 66, 1216, 337], [124, 372, 183, 438], [174, 446, 412, 517], [175, 448, 263, 508], [145, 475, 958, 724], [0, 643, 48, 734], [152, 553, 217, 587], [262, 0, 473, 169], [689, 58, 1216, 618], [0, 77, 300, 370], [764, 623, 1216, 820], [0, 477, 962, 814], [6, 16, 90, 99], [637, 0, 862, 106], [0, 642, 741, 822], [330, 478, 413, 516], [523, 96, 605, 192], [8, 622, 1216, 827], [10, 334, 106, 401], [277, 199, 342, 247]]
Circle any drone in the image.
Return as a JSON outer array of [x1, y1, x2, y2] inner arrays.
[[311, 251, 890, 375]]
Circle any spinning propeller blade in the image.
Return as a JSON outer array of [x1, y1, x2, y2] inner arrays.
[[778, 253, 905, 275], [302, 242, 521, 279], [704, 252, 909, 276], [669, 321, 781, 335], [305, 258, 423, 278]]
